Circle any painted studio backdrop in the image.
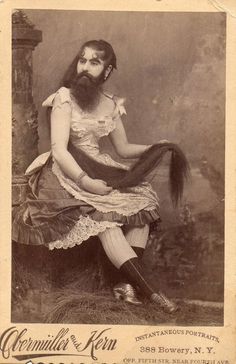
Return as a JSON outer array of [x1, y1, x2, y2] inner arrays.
[[12, 10, 225, 325]]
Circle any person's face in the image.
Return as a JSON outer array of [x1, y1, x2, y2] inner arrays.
[[77, 46, 106, 80]]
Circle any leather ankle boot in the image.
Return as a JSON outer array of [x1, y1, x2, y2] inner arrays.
[[113, 283, 142, 305], [120, 258, 178, 313]]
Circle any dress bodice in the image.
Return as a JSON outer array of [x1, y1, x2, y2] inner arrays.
[[43, 87, 126, 156], [69, 99, 118, 155]]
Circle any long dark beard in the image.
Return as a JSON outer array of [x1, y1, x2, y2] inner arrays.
[[70, 73, 103, 112]]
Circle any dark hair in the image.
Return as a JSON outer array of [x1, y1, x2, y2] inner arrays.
[[68, 141, 190, 207], [62, 39, 117, 88]]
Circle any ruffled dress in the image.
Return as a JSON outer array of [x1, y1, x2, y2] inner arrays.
[[12, 87, 160, 250]]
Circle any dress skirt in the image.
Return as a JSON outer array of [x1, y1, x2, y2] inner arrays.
[[12, 156, 161, 250]]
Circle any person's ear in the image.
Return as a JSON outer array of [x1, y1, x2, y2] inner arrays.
[[104, 65, 113, 80]]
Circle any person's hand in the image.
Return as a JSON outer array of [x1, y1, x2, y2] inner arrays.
[[80, 175, 113, 195]]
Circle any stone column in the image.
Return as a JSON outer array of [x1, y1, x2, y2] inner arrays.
[[12, 10, 42, 206]]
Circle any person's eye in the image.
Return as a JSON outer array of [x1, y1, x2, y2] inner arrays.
[[91, 61, 99, 66], [78, 59, 86, 64]]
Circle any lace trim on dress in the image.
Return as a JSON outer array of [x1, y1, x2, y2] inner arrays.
[[48, 215, 121, 250], [71, 115, 116, 138], [98, 117, 117, 137]]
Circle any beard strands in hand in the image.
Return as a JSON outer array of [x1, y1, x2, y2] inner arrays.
[[70, 72, 104, 112]]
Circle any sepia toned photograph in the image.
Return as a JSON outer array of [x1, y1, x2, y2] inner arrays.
[[11, 8, 226, 327], [1, 1, 236, 363]]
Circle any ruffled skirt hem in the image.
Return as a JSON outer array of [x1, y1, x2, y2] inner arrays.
[[12, 203, 160, 249]]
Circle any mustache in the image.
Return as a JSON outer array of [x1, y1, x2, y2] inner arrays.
[[76, 72, 97, 83]]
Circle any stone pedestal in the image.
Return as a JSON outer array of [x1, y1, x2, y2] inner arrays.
[[12, 10, 42, 206]]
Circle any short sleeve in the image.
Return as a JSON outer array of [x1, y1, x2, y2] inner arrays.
[[112, 96, 127, 121], [42, 87, 72, 111]]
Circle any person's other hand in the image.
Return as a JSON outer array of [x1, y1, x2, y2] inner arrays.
[[80, 176, 113, 195]]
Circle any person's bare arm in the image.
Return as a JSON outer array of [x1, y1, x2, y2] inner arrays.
[[109, 117, 151, 159]]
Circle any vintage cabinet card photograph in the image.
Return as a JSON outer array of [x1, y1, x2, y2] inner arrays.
[[0, 0, 236, 363]]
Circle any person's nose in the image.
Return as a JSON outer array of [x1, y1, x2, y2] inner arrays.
[[81, 61, 90, 72]]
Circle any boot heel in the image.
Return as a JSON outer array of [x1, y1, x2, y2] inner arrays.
[[113, 290, 122, 300], [113, 283, 142, 305]]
